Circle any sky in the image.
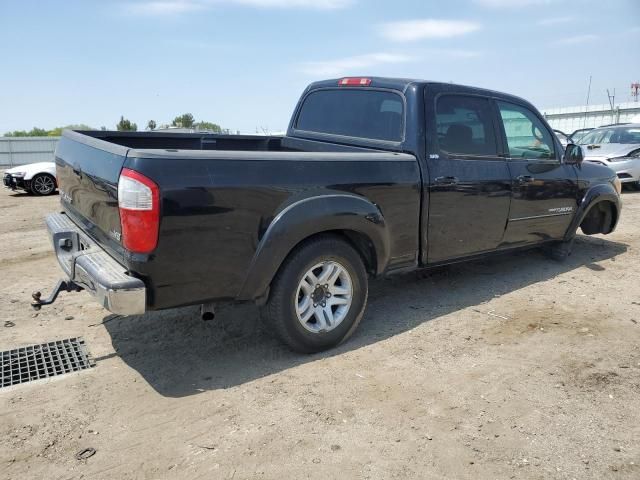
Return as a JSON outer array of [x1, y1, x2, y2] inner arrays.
[[1, 0, 639, 134]]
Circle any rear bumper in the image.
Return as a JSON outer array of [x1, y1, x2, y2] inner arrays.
[[46, 213, 146, 315]]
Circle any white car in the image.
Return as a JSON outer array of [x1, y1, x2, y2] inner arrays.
[[579, 124, 640, 190], [3, 162, 58, 196]]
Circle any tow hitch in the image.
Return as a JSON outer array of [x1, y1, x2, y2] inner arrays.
[[31, 280, 83, 310]]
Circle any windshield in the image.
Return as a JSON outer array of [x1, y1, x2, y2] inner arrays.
[[579, 126, 640, 145], [571, 129, 592, 142]]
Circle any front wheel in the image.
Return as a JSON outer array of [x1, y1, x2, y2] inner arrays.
[[261, 235, 368, 353], [30, 174, 57, 196]]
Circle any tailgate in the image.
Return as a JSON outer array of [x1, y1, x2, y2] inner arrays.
[[55, 131, 127, 251]]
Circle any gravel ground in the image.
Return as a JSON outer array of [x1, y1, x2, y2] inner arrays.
[[1, 184, 639, 480]]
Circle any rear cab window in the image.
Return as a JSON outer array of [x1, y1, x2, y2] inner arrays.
[[295, 89, 404, 143]]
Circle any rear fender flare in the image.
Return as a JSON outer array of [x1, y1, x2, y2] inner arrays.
[[237, 194, 390, 300], [564, 183, 621, 240]]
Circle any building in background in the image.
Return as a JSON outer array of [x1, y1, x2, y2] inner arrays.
[[0, 137, 60, 167], [542, 102, 640, 134]]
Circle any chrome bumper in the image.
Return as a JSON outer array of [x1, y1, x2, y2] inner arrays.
[[46, 213, 146, 315]]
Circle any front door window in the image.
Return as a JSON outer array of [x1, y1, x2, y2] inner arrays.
[[496, 101, 556, 160]]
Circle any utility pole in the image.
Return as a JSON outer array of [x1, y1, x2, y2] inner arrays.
[[583, 75, 592, 128], [607, 88, 616, 124]]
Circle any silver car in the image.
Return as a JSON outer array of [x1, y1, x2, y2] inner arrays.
[[579, 124, 640, 189]]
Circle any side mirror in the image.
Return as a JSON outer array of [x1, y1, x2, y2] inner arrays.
[[564, 143, 583, 164]]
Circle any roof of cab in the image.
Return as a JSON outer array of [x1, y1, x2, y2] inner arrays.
[[307, 77, 537, 109], [308, 77, 420, 93]]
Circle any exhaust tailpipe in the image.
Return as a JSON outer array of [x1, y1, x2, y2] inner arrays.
[[201, 303, 216, 321]]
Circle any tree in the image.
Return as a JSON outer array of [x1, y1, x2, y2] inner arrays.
[[196, 121, 222, 133], [116, 116, 137, 131], [47, 124, 94, 136], [3, 124, 95, 137], [172, 113, 195, 128], [4, 127, 46, 137], [147, 120, 157, 131], [29, 127, 48, 136], [3, 130, 28, 137]]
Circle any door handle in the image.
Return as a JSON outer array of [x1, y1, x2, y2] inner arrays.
[[434, 176, 459, 186], [516, 175, 534, 184]]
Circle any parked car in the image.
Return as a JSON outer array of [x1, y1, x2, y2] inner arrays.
[[553, 129, 571, 147], [3, 162, 58, 195], [578, 123, 640, 189], [34, 77, 622, 353], [569, 128, 594, 143]]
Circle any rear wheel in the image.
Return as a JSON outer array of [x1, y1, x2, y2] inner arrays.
[[262, 235, 368, 353], [30, 173, 56, 196]]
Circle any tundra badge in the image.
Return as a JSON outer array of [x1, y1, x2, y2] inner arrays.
[[548, 206, 573, 214], [60, 190, 72, 204]]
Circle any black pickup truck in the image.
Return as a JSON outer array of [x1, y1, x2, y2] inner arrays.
[[37, 77, 622, 352]]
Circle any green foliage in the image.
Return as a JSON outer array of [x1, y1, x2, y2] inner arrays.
[[196, 121, 222, 133], [2, 115, 225, 137], [172, 113, 195, 128], [29, 127, 48, 136], [3, 130, 28, 137], [4, 125, 94, 137], [4, 127, 53, 137], [47, 127, 64, 136], [116, 116, 137, 132], [47, 124, 94, 136]]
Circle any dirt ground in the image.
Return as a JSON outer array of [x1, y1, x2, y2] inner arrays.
[[1, 183, 639, 480]]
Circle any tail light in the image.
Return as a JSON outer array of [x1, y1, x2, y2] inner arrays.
[[118, 168, 159, 253]]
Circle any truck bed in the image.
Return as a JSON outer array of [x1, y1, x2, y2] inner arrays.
[[76, 130, 391, 154], [78, 130, 284, 152], [55, 130, 421, 309]]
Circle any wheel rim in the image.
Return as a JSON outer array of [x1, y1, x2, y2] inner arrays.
[[295, 260, 353, 333], [33, 176, 54, 194]]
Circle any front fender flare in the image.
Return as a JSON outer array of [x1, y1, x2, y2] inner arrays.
[[564, 183, 621, 240], [237, 194, 390, 301]]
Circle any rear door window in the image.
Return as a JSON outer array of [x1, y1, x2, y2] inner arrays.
[[435, 95, 498, 157], [295, 89, 404, 142]]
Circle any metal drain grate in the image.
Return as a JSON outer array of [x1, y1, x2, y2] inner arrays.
[[1, 337, 94, 388]]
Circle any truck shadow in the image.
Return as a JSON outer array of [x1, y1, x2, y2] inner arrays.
[[7, 191, 59, 198], [102, 235, 627, 397]]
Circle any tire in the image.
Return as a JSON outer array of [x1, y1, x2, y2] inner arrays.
[[543, 238, 574, 262], [30, 173, 56, 196], [261, 235, 368, 353]]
